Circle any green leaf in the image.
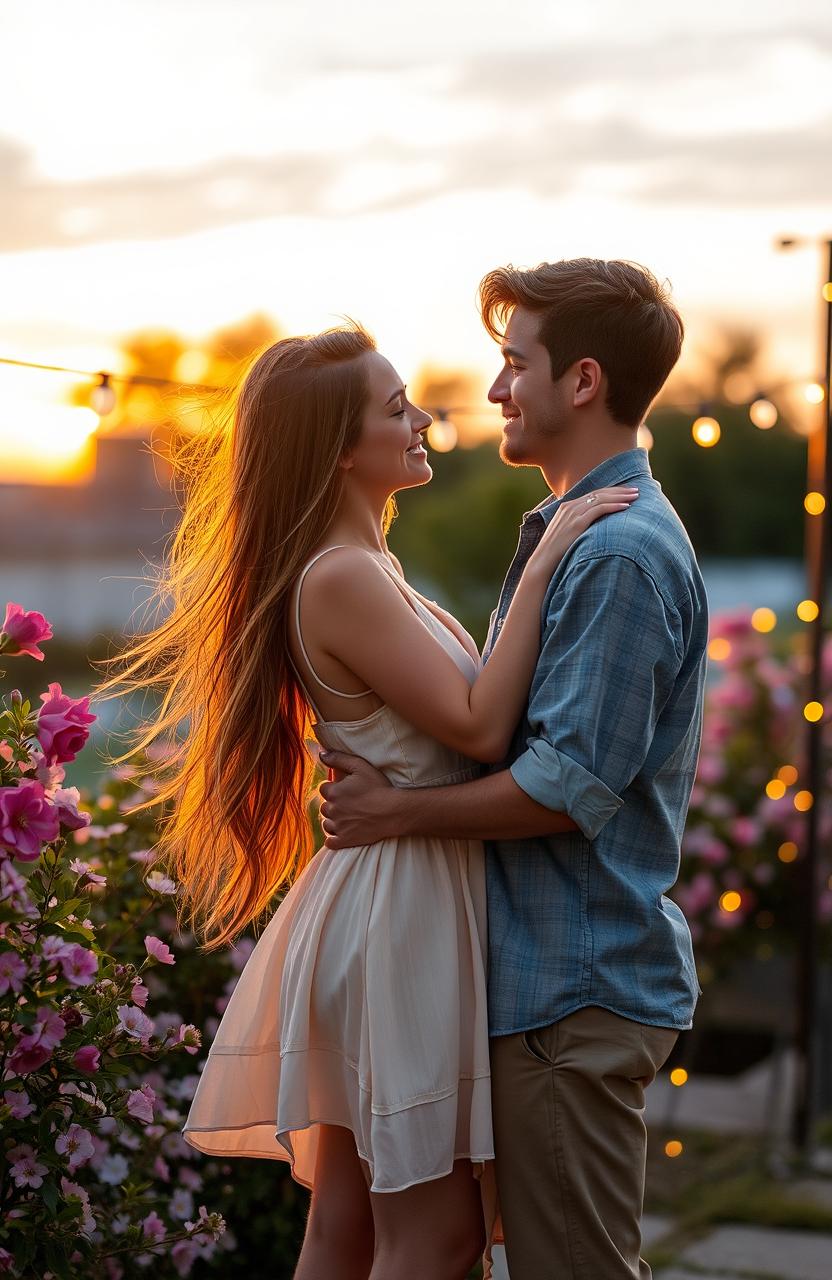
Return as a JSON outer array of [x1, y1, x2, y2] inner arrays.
[[41, 1179, 59, 1216]]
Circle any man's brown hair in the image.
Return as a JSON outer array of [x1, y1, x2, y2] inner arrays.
[[479, 258, 683, 426]]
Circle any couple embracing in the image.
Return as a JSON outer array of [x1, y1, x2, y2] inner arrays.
[[110, 257, 708, 1278]]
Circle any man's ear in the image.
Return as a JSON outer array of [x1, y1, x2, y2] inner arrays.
[[573, 358, 603, 408]]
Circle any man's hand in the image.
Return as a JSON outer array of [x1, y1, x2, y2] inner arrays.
[[318, 751, 400, 849]]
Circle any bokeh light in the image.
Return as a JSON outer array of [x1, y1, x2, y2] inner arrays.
[[805, 492, 826, 515], [778, 842, 799, 863], [765, 779, 786, 799], [707, 637, 731, 662], [751, 607, 776, 633], [692, 416, 720, 447], [776, 765, 798, 785], [670, 1068, 688, 1087], [796, 599, 819, 622], [665, 1140, 684, 1158], [637, 423, 654, 451], [803, 701, 824, 722], [794, 791, 813, 812], [719, 891, 742, 913], [749, 398, 777, 429]]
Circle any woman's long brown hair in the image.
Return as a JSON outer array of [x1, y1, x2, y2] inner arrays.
[[93, 325, 380, 951]]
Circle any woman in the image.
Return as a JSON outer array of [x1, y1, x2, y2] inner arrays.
[[97, 325, 637, 1279]]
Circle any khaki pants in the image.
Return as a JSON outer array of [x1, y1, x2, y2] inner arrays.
[[490, 1006, 678, 1280]]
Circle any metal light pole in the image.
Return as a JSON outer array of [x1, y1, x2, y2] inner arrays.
[[777, 235, 832, 1156]]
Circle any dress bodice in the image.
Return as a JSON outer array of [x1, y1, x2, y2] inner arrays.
[[311, 592, 482, 790]]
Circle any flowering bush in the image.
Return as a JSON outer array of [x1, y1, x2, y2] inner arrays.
[[0, 606, 228, 1279], [673, 609, 832, 978]]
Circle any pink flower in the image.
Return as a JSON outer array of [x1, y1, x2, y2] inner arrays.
[[0, 603, 53, 661], [3, 1088, 35, 1119], [171, 1023, 202, 1055], [144, 935, 175, 966], [116, 1004, 154, 1040], [59, 944, 99, 988], [73, 1045, 101, 1074], [731, 816, 760, 848], [131, 980, 149, 1008], [32, 1006, 68, 1051], [171, 1240, 200, 1276], [8, 1039, 51, 1074], [145, 870, 177, 895], [60, 1178, 96, 1236], [55, 1122, 95, 1172], [153, 1155, 171, 1183], [7, 1143, 48, 1188], [0, 949, 27, 995], [54, 789, 92, 833], [142, 1210, 166, 1244], [35, 683, 96, 765], [41, 934, 72, 962], [0, 781, 60, 860], [126, 1084, 156, 1125], [69, 857, 105, 883]]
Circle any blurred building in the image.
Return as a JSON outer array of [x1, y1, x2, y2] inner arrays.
[[0, 432, 180, 639]]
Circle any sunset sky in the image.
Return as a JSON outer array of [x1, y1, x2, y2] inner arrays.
[[1, 0, 831, 479]]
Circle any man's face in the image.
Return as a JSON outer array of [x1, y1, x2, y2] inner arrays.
[[487, 305, 570, 467]]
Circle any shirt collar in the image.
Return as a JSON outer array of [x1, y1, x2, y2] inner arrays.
[[533, 448, 652, 526]]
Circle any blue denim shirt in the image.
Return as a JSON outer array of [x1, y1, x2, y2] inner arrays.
[[484, 448, 707, 1035]]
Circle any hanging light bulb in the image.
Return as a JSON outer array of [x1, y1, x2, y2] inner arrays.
[[427, 409, 458, 453], [90, 372, 116, 417]]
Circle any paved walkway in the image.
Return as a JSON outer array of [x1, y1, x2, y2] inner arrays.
[[491, 1203, 832, 1279]]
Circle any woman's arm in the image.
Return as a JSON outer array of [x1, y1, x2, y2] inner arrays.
[[304, 486, 637, 763]]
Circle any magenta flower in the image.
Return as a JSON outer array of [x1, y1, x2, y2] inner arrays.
[[72, 1045, 101, 1074], [144, 935, 175, 966], [0, 781, 60, 860], [53, 788, 92, 833], [3, 1088, 35, 1119], [31, 1006, 68, 1051], [172, 1023, 202, 1055], [41, 934, 72, 962], [127, 1083, 156, 1125], [0, 949, 27, 995], [55, 1122, 95, 1172], [35, 683, 96, 765], [0, 603, 53, 661], [7, 1143, 48, 1189], [59, 943, 99, 988], [171, 1240, 199, 1276], [8, 1038, 51, 1074]]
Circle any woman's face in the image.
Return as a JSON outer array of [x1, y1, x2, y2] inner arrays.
[[343, 351, 433, 495]]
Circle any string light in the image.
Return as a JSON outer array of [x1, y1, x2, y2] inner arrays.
[[796, 599, 820, 622], [670, 1068, 688, 1087], [90, 372, 117, 417], [804, 382, 825, 405], [665, 1140, 684, 1158], [805, 492, 826, 515], [803, 701, 824, 722]]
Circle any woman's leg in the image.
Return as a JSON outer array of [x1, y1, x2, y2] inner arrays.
[[294, 1124, 375, 1280], [369, 1160, 485, 1280]]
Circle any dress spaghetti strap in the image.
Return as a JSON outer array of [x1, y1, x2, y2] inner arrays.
[[293, 546, 374, 701]]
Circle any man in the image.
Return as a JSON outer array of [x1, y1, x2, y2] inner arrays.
[[319, 258, 708, 1279]]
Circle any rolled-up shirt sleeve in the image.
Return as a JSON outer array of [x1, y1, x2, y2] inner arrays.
[[509, 552, 683, 840]]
